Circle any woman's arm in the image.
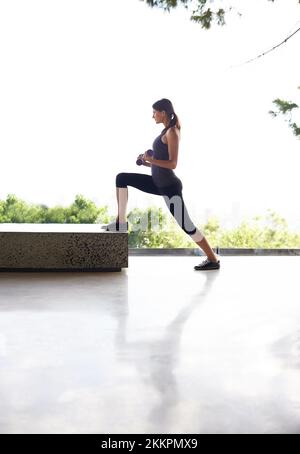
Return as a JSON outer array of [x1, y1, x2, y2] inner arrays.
[[150, 159, 175, 170]]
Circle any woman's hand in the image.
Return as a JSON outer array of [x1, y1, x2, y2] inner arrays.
[[143, 151, 154, 164]]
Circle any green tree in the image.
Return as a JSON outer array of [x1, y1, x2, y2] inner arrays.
[[0, 194, 46, 223], [216, 210, 300, 248], [64, 194, 105, 224], [0, 194, 110, 224]]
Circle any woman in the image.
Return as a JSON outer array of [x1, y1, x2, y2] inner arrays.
[[102, 98, 220, 271]]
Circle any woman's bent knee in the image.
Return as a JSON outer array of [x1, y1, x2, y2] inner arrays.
[[190, 228, 204, 242], [116, 173, 128, 188]]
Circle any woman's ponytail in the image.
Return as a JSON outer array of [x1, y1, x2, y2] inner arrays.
[[172, 112, 181, 131]]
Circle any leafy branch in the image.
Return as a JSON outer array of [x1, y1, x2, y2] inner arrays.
[[269, 89, 300, 138], [141, 0, 237, 28]]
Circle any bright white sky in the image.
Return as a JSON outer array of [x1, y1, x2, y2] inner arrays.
[[0, 0, 300, 229]]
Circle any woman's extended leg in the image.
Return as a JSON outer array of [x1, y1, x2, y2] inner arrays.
[[193, 236, 218, 263], [162, 186, 220, 269]]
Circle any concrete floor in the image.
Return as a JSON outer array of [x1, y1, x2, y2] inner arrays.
[[0, 256, 300, 434]]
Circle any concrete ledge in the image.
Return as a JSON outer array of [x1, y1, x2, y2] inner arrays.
[[0, 224, 128, 271], [129, 248, 300, 256]]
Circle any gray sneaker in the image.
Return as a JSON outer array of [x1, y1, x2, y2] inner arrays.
[[101, 219, 128, 232], [194, 258, 220, 271]]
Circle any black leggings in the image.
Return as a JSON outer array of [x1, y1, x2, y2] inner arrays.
[[116, 172, 204, 239]]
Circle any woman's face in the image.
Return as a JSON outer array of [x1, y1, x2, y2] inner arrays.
[[152, 109, 166, 124]]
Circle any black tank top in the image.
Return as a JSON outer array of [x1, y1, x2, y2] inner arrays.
[[151, 133, 181, 188]]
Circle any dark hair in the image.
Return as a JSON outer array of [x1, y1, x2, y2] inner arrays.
[[152, 98, 181, 136]]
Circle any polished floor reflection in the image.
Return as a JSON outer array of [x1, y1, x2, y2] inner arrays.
[[0, 256, 300, 434]]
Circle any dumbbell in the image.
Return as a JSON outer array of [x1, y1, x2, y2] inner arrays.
[[136, 149, 153, 166]]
